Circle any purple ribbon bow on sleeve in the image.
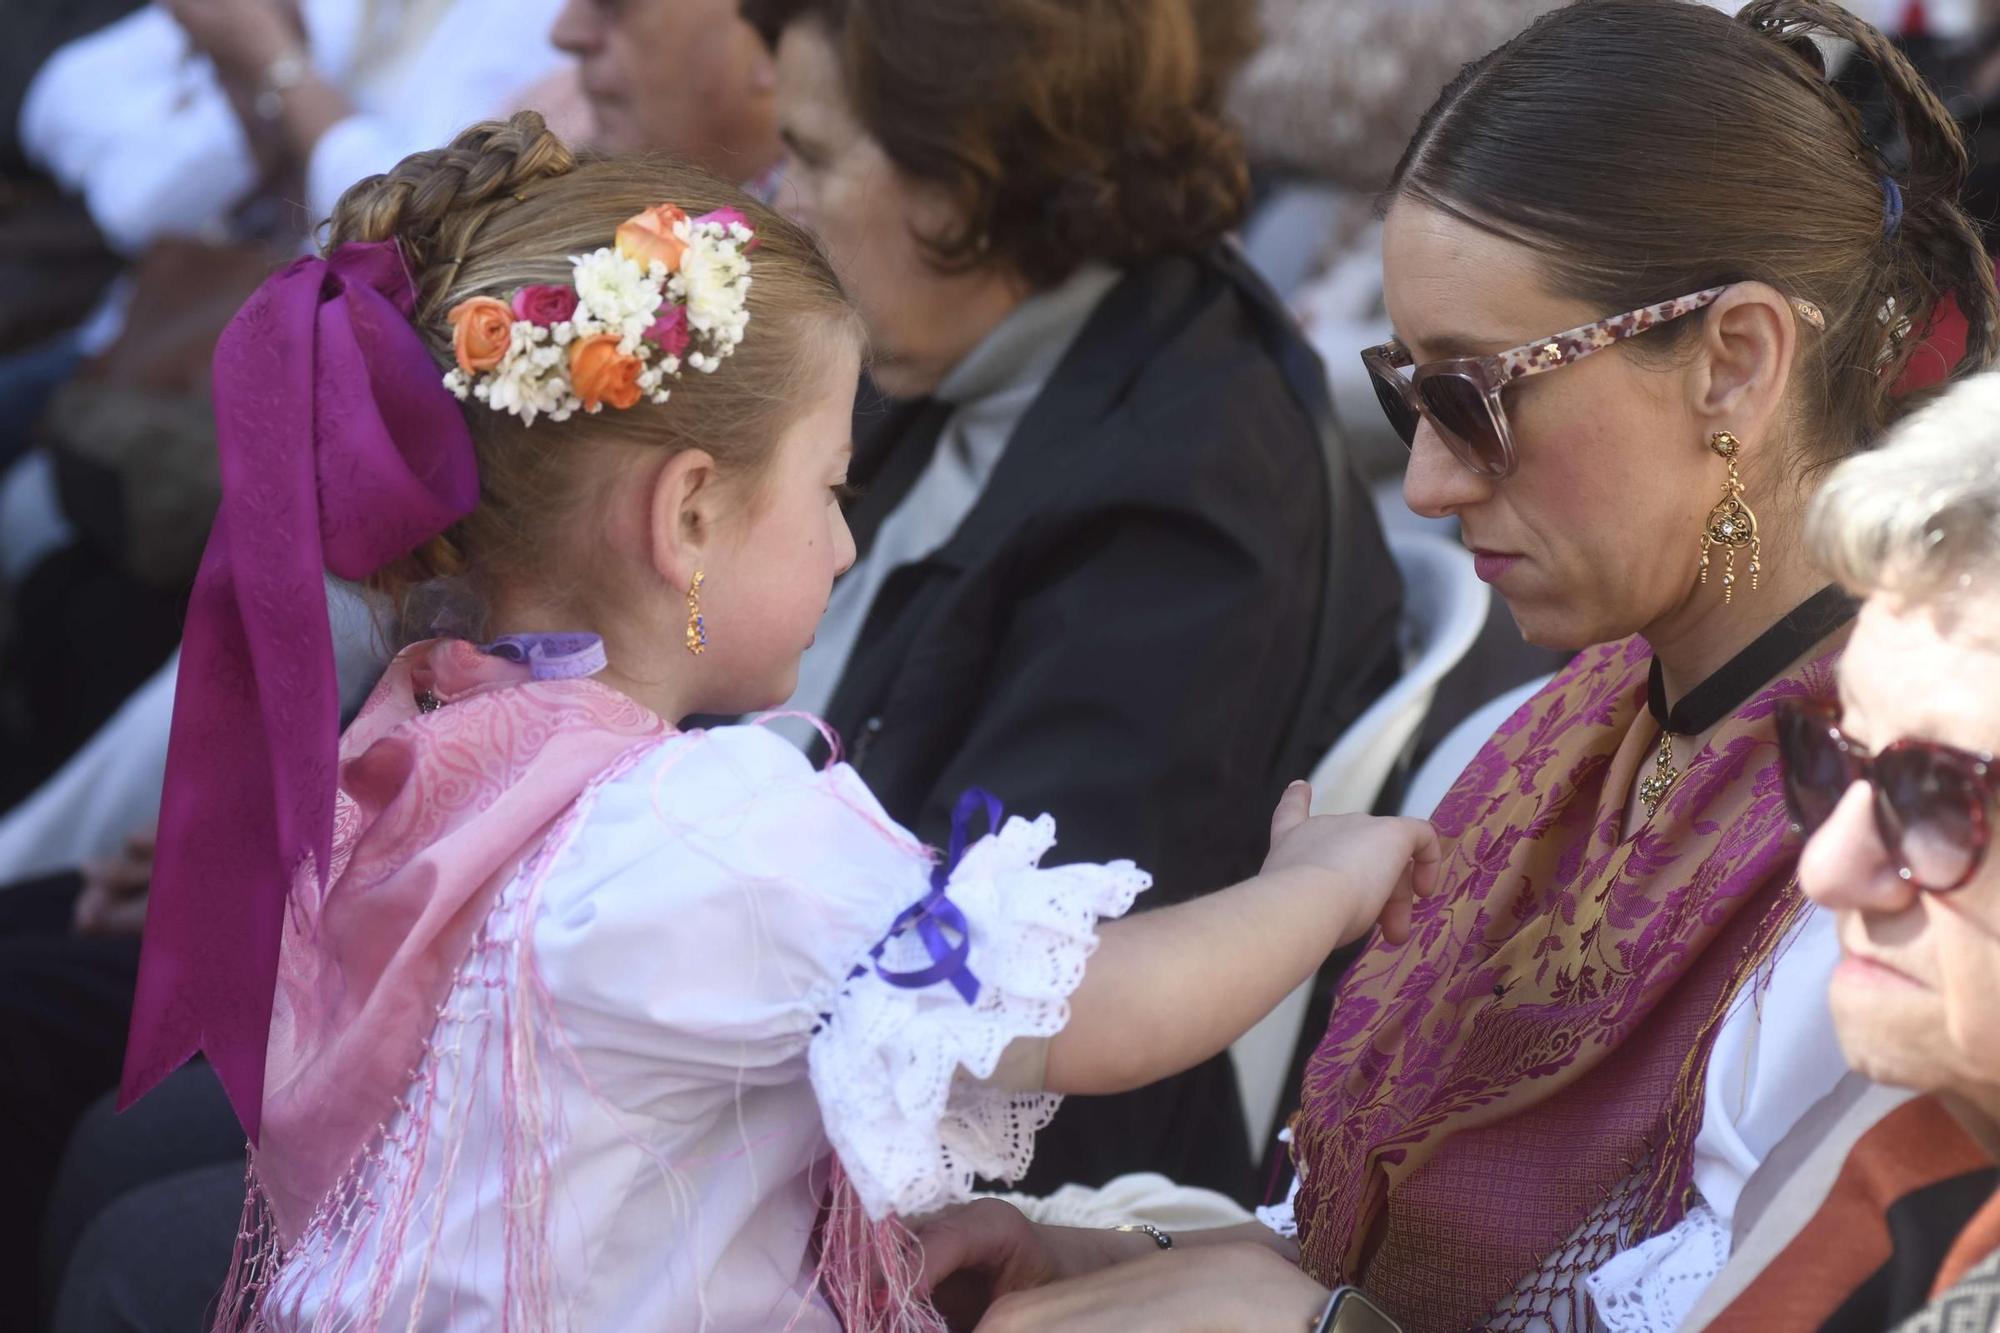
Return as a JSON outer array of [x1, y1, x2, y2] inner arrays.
[[867, 788, 1004, 1005], [119, 242, 479, 1140]]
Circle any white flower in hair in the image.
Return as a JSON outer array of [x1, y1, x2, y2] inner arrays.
[[677, 229, 751, 338], [569, 249, 662, 333], [480, 327, 578, 425]]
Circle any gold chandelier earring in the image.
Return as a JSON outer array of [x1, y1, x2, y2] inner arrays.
[[685, 571, 708, 655], [1698, 431, 1761, 605]]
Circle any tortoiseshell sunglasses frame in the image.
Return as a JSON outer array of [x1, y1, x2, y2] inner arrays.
[[1362, 285, 1827, 479]]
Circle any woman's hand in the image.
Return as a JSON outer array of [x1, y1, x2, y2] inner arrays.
[[73, 824, 156, 938], [972, 1243, 1331, 1332], [165, 0, 303, 85], [917, 1201, 1155, 1328], [1262, 781, 1441, 946]]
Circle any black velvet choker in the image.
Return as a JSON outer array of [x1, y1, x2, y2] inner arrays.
[[1637, 584, 1857, 816]]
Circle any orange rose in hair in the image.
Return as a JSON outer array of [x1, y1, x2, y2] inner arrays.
[[447, 297, 514, 374], [569, 333, 644, 411], [615, 204, 689, 273]]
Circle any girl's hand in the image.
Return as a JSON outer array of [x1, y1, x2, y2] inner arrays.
[[1261, 781, 1441, 946], [972, 1243, 1331, 1332]]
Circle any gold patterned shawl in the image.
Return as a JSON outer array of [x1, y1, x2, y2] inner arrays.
[[1289, 630, 1845, 1331]]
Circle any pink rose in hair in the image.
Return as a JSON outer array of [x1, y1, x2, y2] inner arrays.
[[646, 305, 692, 359], [511, 284, 578, 327]]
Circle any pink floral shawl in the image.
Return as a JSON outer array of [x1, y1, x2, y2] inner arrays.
[[253, 638, 665, 1244], [224, 641, 948, 1333]]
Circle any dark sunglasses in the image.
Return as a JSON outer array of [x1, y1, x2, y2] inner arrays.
[[1362, 286, 1826, 479], [1776, 700, 1998, 892]]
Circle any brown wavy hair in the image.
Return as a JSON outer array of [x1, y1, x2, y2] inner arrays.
[[1392, 0, 1998, 462], [324, 111, 860, 633], [746, 0, 1251, 287]]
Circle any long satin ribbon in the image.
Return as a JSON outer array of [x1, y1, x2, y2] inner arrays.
[[121, 242, 479, 1139]]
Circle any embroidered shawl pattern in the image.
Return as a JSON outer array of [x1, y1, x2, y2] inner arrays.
[[1290, 633, 1843, 1330]]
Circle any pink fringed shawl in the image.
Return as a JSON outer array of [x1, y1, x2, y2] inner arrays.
[[227, 641, 950, 1333], [1290, 633, 1845, 1331], [253, 639, 664, 1245]]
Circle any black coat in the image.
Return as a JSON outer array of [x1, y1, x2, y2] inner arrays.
[[822, 244, 1402, 1201]]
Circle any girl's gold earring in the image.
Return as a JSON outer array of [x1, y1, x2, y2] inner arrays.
[[1697, 432, 1761, 605], [685, 571, 708, 655]]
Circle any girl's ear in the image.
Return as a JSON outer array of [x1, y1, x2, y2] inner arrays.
[[645, 448, 719, 590]]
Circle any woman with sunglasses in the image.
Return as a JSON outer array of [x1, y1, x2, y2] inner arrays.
[[914, 1, 1998, 1329], [1677, 377, 2000, 1331]]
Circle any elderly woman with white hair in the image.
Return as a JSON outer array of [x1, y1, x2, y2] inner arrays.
[[1685, 371, 2000, 1331]]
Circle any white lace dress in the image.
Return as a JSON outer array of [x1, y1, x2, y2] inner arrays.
[[269, 724, 1147, 1332]]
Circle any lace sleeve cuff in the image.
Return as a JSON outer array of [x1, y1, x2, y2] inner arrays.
[[808, 813, 1149, 1220]]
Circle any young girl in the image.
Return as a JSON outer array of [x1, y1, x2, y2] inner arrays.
[[120, 113, 1438, 1333]]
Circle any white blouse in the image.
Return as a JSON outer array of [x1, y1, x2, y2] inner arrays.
[[269, 724, 1147, 1331], [1582, 905, 1846, 1332]]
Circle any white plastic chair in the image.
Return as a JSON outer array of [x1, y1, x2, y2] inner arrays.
[[1227, 530, 1491, 1157], [0, 650, 178, 884]]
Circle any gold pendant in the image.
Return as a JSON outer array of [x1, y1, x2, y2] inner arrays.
[[1638, 730, 1680, 818]]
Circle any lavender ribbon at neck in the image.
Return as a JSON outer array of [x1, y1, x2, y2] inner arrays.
[[121, 242, 479, 1139], [868, 788, 1002, 1005], [480, 633, 608, 681]]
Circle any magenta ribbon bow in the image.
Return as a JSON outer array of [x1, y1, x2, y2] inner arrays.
[[120, 242, 479, 1140], [868, 788, 1002, 1005]]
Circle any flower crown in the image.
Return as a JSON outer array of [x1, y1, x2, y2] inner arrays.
[[442, 202, 756, 425]]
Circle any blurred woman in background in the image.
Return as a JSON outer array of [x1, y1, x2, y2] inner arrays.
[[749, 0, 1402, 1203]]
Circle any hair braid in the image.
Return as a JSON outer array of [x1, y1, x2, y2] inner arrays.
[[327, 112, 578, 320]]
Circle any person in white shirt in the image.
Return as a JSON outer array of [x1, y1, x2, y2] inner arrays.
[[20, 0, 566, 256]]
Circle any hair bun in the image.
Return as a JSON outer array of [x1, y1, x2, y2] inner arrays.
[[1737, 0, 1992, 388], [326, 112, 578, 317], [1744, 6, 1829, 77], [1103, 113, 1247, 255], [1029, 109, 1246, 284], [1739, 0, 1969, 183]]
